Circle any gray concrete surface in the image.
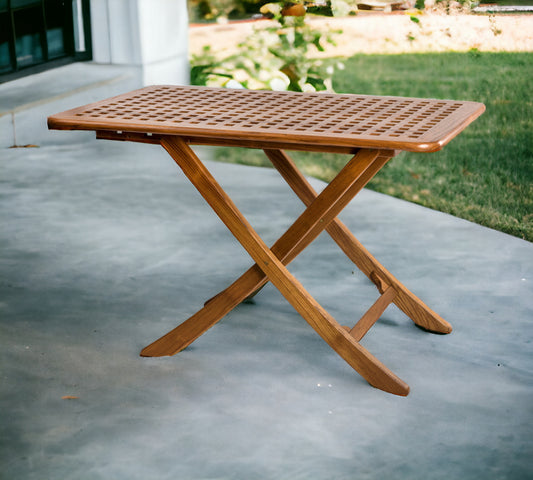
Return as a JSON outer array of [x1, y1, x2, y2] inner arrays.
[[1, 140, 532, 479]]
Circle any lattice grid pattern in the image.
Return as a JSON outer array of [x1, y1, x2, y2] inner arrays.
[[49, 86, 484, 152]]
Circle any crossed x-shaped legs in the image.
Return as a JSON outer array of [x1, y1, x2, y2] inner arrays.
[[140, 136, 452, 396]]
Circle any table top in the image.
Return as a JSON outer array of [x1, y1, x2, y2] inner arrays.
[[48, 85, 485, 153]]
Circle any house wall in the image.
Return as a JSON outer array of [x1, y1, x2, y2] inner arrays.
[[89, 0, 189, 85]]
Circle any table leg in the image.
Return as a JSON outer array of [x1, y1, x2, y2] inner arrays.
[[141, 143, 391, 358], [143, 136, 409, 395], [264, 149, 452, 335]]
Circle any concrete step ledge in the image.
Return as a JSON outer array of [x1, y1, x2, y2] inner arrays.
[[0, 62, 142, 148]]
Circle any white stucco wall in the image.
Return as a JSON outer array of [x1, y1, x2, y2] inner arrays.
[[89, 0, 189, 85]]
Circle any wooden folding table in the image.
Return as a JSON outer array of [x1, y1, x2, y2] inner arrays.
[[48, 85, 484, 396]]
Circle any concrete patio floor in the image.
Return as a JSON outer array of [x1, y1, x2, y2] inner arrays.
[[1, 139, 532, 479]]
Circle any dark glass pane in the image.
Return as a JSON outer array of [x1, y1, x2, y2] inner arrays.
[[0, 12, 12, 73], [45, 0, 68, 59], [14, 6, 44, 68], [11, 0, 42, 8]]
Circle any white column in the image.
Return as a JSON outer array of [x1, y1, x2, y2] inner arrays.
[[89, 0, 189, 85], [136, 0, 189, 85]]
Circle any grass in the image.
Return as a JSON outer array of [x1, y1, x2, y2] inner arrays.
[[486, 0, 533, 5], [213, 51, 533, 241]]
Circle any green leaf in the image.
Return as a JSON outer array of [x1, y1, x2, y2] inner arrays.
[[306, 75, 327, 91], [294, 31, 306, 48], [312, 35, 325, 52]]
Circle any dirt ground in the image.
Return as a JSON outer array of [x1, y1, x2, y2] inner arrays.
[[189, 12, 533, 58]]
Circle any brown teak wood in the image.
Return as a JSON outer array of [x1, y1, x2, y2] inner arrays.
[[47, 85, 485, 396], [263, 149, 452, 335], [347, 286, 397, 342]]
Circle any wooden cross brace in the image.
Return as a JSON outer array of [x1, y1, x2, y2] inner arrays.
[[138, 137, 452, 396]]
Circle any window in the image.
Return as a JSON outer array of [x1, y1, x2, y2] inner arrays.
[[0, 0, 91, 82]]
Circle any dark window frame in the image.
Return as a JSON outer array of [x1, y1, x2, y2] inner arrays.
[[0, 0, 92, 83]]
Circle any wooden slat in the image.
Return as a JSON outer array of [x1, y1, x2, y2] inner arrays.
[[95, 129, 361, 154]]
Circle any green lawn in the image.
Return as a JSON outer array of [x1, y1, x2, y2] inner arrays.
[[213, 52, 533, 241], [486, 0, 533, 5]]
